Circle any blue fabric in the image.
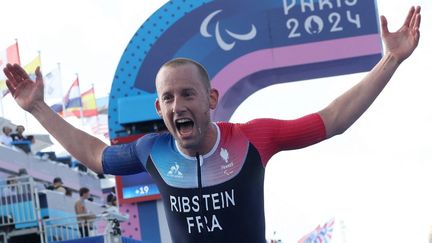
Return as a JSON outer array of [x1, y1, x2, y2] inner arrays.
[[122, 237, 145, 243], [56, 236, 144, 243], [138, 201, 161, 243], [56, 235, 103, 243], [102, 133, 159, 175]]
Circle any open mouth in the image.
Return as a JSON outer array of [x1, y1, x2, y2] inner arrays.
[[175, 118, 194, 137]]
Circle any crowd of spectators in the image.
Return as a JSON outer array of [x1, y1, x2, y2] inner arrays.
[[0, 125, 34, 153]]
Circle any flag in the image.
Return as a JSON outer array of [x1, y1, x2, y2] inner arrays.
[[0, 43, 20, 68], [0, 42, 20, 97], [64, 78, 82, 117], [23, 54, 41, 80], [44, 66, 63, 99], [50, 103, 63, 114], [298, 218, 335, 243], [81, 87, 98, 117], [0, 80, 9, 97]]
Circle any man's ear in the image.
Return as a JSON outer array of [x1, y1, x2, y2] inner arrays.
[[209, 88, 219, 110], [155, 99, 162, 117]]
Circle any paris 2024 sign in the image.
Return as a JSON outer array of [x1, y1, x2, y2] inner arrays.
[[109, 0, 382, 137]]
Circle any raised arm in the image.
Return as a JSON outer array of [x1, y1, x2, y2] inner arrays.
[[319, 6, 421, 138], [3, 63, 107, 174]]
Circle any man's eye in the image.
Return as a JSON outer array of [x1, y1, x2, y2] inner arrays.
[[184, 91, 194, 97], [162, 96, 172, 101]]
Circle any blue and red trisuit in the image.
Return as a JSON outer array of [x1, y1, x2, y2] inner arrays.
[[103, 113, 326, 243]]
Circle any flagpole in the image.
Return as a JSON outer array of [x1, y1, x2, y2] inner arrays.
[[92, 83, 101, 136], [15, 38, 21, 65], [76, 73, 84, 126], [58, 62, 65, 117]]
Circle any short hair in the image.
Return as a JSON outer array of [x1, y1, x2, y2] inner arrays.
[[159, 58, 211, 90], [2, 126, 11, 133], [79, 187, 90, 196], [107, 193, 117, 204], [18, 168, 28, 176]]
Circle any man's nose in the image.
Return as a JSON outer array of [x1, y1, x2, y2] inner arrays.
[[172, 97, 187, 114]]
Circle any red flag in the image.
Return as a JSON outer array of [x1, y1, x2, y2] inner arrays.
[[0, 42, 20, 67], [81, 87, 98, 117], [0, 42, 21, 97]]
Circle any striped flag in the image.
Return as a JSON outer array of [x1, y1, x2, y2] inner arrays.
[[298, 218, 335, 243], [64, 78, 82, 117], [0, 42, 20, 97], [50, 103, 63, 114], [81, 87, 98, 117]]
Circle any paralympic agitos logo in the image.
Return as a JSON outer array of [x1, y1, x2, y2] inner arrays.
[[200, 9, 257, 51]]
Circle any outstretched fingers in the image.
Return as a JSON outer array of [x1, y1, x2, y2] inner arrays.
[[414, 7, 421, 30], [409, 6, 421, 29], [35, 66, 43, 85], [13, 63, 31, 81], [380, 15, 389, 36], [5, 80, 16, 97], [404, 6, 415, 28], [414, 14, 421, 44], [3, 64, 18, 87]]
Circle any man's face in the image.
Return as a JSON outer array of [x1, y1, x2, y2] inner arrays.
[[155, 64, 218, 152], [3, 127, 12, 135], [83, 192, 90, 199], [16, 126, 24, 134]]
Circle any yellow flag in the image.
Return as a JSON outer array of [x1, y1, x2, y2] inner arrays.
[[24, 55, 41, 79], [0, 79, 8, 97]]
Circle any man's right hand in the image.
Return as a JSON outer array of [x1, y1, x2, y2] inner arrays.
[[3, 63, 107, 174], [3, 63, 45, 113]]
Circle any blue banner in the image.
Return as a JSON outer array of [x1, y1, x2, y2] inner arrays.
[[109, 0, 382, 135]]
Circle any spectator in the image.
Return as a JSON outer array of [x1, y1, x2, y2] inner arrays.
[[106, 193, 117, 207], [10, 125, 33, 154], [2, 176, 17, 196], [0, 126, 13, 147], [10, 125, 26, 141], [17, 168, 28, 177], [17, 168, 29, 183], [52, 177, 66, 194], [75, 187, 95, 238]]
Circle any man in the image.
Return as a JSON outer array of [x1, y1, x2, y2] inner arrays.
[[103, 193, 119, 214], [75, 187, 95, 238], [52, 177, 67, 194], [10, 125, 34, 153], [0, 126, 13, 147], [2, 6, 421, 243]]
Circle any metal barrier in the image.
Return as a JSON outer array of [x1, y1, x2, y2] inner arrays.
[[43, 212, 127, 243], [0, 176, 43, 242], [0, 176, 127, 243]]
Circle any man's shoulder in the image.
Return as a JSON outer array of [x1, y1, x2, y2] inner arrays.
[[135, 131, 172, 145]]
